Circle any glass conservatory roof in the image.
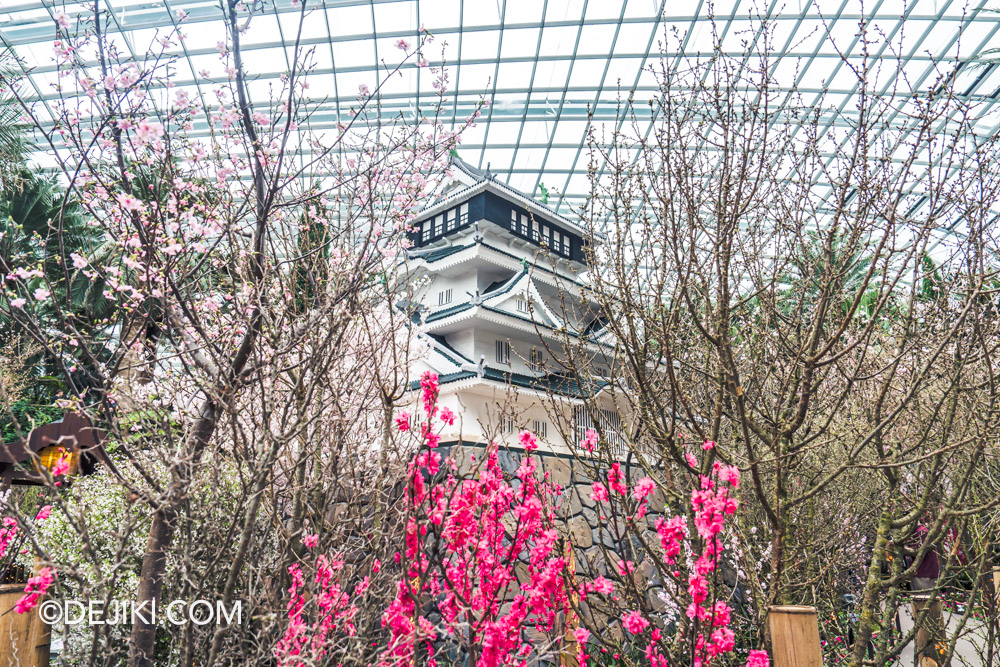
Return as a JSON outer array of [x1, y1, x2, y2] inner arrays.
[[2, 0, 1000, 220]]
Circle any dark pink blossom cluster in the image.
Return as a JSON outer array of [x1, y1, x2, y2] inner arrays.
[[275, 545, 359, 667], [589, 447, 766, 667], [381, 372, 585, 667], [0, 505, 58, 615], [15, 567, 55, 615], [272, 381, 770, 667]]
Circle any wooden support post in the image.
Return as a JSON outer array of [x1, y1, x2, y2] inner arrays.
[[767, 605, 822, 667], [0, 583, 51, 667]]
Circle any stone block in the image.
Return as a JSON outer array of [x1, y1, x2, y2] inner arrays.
[[544, 456, 573, 488], [648, 488, 667, 514], [597, 526, 628, 550], [568, 515, 593, 549], [513, 560, 531, 585], [558, 485, 583, 516], [583, 545, 607, 576], [497, 448, 521, 475], [646, 587, 669, 613], [576, 483, 596, 508]]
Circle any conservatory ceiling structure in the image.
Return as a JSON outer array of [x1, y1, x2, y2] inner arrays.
[[2, 0, 1000, 231]]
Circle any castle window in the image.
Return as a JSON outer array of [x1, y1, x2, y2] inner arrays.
[[531, 220, 540, 241], [520, 213, 530, 237], [529, 347, 543, 371], [532, 420, 548, 438], [438, 289, 452, 306], [516, 298, 530, 314], [542, 225, 550, 245], [446, 208, 456, 231], [459, 203, 469, 226], [504, 416, 518, 434], [433, 213, 443, 236], [510, 209, 517, 230], [573, 406, 626, 457], [600, 408, 625, 453], [421, 223, 430, 242], [495, 340, 511, 365]]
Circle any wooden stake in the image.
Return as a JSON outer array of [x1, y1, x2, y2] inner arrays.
[[767, 605, 822, 667], [0, 583, 50, 667]]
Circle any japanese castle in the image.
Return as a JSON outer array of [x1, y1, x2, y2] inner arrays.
[[401, 157, 624, 454]]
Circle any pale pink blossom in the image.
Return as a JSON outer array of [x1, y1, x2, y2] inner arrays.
[[53, 9, 70, 29], [134, 119, 164, 144]]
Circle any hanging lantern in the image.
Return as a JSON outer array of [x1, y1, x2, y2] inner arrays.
[[34, 446, 79, 478]]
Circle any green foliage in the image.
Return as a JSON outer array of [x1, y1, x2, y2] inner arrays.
[[0, 48, 30, 191], [0, 400, 62, 442]]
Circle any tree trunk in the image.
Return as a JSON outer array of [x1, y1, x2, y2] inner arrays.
[[127, 401, 221, 666], [847, 507, 892, 667], [126, 507, 176, 667]]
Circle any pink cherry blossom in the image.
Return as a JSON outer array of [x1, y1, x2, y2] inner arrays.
[[438, 406, 455, 425], [0, 518, 17, 559], [53, 9, 70, 29], [519, 429, 538, 451], [719, 464, 741, 488], [15, 567, 55, 614], [621, 609, 649, 634], [134, 119, 164, 144], [590, 481, 608, 503], [51, 450, 71, 477], [634, 476, 656, 498], [573, 626, 590, 667], [607, 462, 627, 495]]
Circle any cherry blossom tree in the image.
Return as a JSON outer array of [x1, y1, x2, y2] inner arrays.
[[545, 13, 1000, 666], [0, 1, 480, 664]]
